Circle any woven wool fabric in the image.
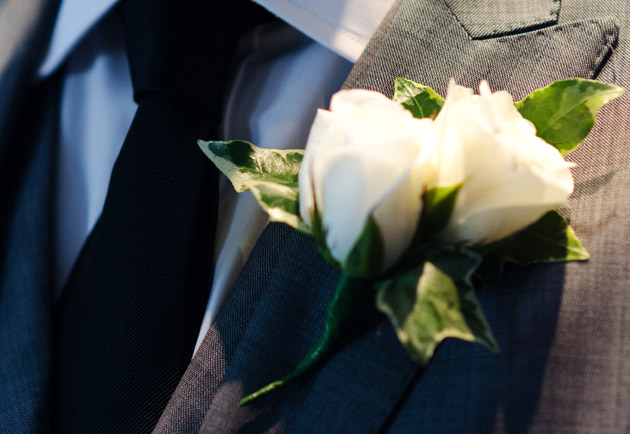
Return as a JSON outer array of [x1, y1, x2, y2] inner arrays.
[[2, 0, 630, 433], [158, 0, 630, 433]]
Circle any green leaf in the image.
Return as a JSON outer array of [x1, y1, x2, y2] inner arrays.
[[198, 139, 309, 232], [515, 79, 624, 155], [475, 210, 590, 289], [415, 183, 462, 242], [393, 77, 444, 119], [376, 247, 498, 365], [344, 216, 385, 278], [239, 273, 373, 406]]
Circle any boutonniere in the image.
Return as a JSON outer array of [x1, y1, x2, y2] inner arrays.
[[199, 78, 623, 406]]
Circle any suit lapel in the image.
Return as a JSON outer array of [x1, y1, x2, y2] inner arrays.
[[152, 222, 295, 432], [442, 0, 561, 38], [0, 77, 60, 433], [157, 0, 619, 432], [0, 1, 61, 432], [0, 0, 60, 169], [344, 0, 617, 99]]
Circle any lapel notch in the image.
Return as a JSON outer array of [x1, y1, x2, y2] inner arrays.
[[443, 0, 561, 39]]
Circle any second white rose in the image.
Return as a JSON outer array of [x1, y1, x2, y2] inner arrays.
[[433, 80, 575, 246]]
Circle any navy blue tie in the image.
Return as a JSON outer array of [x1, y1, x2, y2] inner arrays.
[[53, 1, 273, 432]]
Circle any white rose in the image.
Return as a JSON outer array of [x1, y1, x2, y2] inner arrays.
[[299, 89, 436, 274], [434, 80, 574, 245]]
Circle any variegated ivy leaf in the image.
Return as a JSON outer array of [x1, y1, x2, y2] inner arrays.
[[393, 77, 444, 120], [515, 78, 624, 155], [198, 139, 309, 233], [376, 247, 498, 364], [475, 210, 589, 290]]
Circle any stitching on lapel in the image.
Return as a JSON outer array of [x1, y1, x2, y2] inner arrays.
[[590, 19, 619, 78]]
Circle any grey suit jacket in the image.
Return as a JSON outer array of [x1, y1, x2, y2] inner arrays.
[[153, 0, 630, 433], [0, 0, 628, 433]]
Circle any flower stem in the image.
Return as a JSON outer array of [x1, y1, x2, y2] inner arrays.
[[238, 273, 370, 406]]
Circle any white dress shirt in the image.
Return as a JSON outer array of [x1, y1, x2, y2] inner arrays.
[[253, 0, 393, 62], [40, 0, 393, 353]]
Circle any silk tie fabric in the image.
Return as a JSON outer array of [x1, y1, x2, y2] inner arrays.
[[53, 1, 272, 432]]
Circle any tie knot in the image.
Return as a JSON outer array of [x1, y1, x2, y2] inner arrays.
[[120, 0, 273, 112]]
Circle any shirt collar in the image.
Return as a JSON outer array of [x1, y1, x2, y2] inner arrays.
[[39, 0, 393, 77], [253, 0, 394, 62], [38, 0, 119, 77]]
